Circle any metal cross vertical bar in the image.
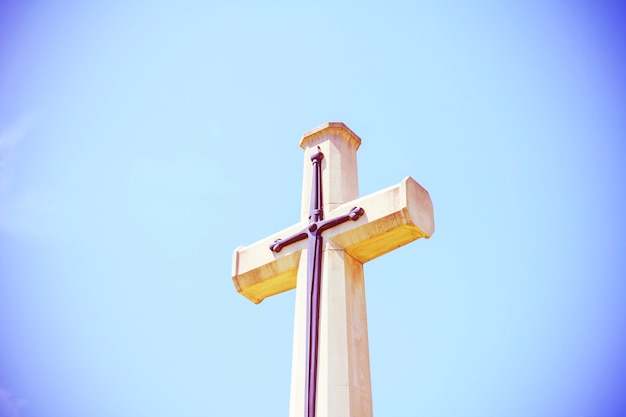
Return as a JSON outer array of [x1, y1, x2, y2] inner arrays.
[[305, 146, 324, 417], [268, 146, 364, 417]]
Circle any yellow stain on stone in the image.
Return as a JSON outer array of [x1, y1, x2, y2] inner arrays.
[[233, 250, 300, 304]]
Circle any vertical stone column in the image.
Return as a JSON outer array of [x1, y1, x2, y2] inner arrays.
[[289, 252, 311, 416], [289, 123, 372, 417], [317, 243, 372, 417]]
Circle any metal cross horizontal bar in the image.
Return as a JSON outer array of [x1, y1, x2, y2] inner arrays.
[[269, 206, 365, 253]]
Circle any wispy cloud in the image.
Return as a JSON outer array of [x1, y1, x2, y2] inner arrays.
[[0, 388, 26, 417], [0, 115, 29, 151], [0, 114, 31, 195], [0, 115, 49, 236]]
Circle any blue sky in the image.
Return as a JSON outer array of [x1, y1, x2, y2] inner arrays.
[[1, 1, 625, 416]]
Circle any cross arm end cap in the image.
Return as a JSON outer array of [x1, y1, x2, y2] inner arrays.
[[231, 223, 307, 303], [327, 176, 435, 263]]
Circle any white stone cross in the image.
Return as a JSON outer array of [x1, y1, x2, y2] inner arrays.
[[232, 122, 435, 417]]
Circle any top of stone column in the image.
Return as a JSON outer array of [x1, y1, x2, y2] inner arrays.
[[300, 122, 362, 150], [298, 122, 362, 217]]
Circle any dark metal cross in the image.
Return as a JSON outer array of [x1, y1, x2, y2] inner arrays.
[[269, 146, 364, 417]]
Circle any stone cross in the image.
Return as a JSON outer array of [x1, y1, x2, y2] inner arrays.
[[232, 122, 435, 417]]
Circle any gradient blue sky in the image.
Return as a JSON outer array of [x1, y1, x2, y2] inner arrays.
[[1, 1, 625, 416]]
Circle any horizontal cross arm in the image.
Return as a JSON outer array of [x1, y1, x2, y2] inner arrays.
[[231, 176, 434, 304], [322, 176, 435, 263]]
